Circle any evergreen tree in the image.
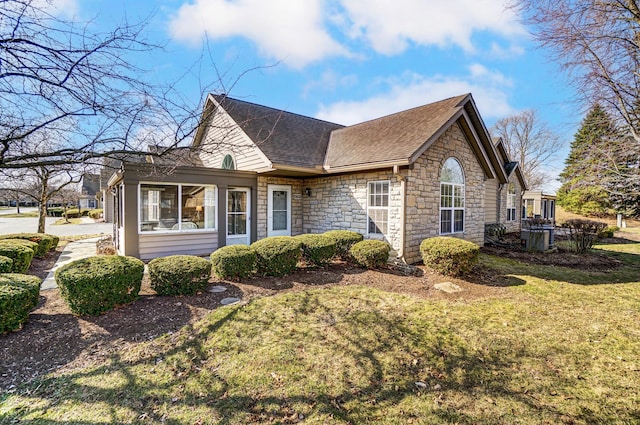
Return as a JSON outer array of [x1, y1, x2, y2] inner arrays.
[[557, 104, 616, 216]]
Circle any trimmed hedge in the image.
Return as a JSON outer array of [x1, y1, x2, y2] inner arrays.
[[0, 233, 57, 257], [295, 234, 337, 266], [55, 255, 144, 316], [0, 242, 35, 273], [349, 240, 390, 269], [0, 273, 42, 333], [598, 225, 619, 239], [88, 209, 103, 219], [323, 230, 363, 259], [251, 236, 302, 277], [420, 236, 479, 277], [211, 245, 256, 279], [148, 255, 212, 296], [0, 255, 13, 273]]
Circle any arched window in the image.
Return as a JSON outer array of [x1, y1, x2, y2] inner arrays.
[[440, 158, 465, 234], [221, 154, 235, 170], [506, 182, 516, 221]]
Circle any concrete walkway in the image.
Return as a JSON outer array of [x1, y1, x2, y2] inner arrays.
[[41, 237, 101, 290]]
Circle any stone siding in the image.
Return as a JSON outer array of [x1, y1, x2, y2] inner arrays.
[[256, 176, 304, 239], [403, 122, 486, 263], [301, 171, 403, 253], [499, 174, 523, 233]]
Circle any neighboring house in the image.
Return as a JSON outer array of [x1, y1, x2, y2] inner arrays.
[[522, 191, 556, 225], [79, 174, 101, 210], [108, 93, 523, 263], [485, 137, 528, 233]]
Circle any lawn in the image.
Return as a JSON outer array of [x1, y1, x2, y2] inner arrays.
[[1, 243, 639, 424]]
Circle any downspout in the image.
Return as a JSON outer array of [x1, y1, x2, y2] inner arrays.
[[394, 165, 406, 263]]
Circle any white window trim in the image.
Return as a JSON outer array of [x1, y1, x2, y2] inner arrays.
[[267, 184, 292, 237], [367, 180, 390, 237], [138, 182, 217, 234], [221, 153, 236, 170], [506, 184, 517, 222], [439, 158, 465, 235]]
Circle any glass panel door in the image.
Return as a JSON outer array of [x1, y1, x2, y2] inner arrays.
[[268, 185, 291, 237], [227, 188, 250, 245]]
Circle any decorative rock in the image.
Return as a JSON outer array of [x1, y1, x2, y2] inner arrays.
[[208, 285, 227, 293], [434, 282, 463, 293], [220, 297, 240, 305]]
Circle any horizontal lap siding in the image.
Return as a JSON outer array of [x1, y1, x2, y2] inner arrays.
[[138, 232, 218, 260], [485, 179, 498, 224], [199, 110, 269, 171]]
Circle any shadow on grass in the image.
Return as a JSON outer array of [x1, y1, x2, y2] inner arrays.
[[480, 242, 640, 285], [3, 288, 638, 424], [0, 282, 244, 393]]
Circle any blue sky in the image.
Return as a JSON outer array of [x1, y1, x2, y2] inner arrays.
[[69, 0, 579, 192]]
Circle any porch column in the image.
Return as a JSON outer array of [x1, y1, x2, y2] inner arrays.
[[218, 185, 227, 248]]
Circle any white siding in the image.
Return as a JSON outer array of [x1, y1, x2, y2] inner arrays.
[[138, 232, 218, 261], [485, 179, 498, 224], [198, 108, 270, 171]]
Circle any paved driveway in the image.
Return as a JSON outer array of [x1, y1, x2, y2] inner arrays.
[[0, 216, 112, 237]]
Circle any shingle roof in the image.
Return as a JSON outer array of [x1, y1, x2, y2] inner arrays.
[[81, 174, 101, 195], [212, 95, 344, 169], [324, 94, 469, 169]]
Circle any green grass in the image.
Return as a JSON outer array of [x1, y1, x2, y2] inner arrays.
[[0, 211, 39, 218], [52, 217, 83, 225], [2, 244, 640, 424]]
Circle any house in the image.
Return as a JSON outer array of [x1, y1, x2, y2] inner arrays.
[[108, 93, 526, 263], [79, 174, 101, 210], [486, 137, 527, 233], [522, 191, 556, 225]]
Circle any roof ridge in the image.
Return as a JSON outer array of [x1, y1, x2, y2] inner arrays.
[[332, 93, 470, 132], [212, 93, 345, 128]]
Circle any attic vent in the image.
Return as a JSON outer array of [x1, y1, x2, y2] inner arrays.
[[221, 154, 235, 170]]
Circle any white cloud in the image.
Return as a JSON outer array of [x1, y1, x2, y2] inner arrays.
[[488, 42, 526, 59], [302, 69, 358, 98], [315, 65, 516, 125], [338, 0, 525, 55], [33, 0, 79, 18], [169, 0, 349, 69]]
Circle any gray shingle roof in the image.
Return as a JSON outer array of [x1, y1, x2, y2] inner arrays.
[[325, 94, 469, 169], [213, 95, 344, 169]]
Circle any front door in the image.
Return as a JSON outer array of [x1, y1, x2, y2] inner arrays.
[[227, 188, 250, 245], [268, 185, 291, 236]]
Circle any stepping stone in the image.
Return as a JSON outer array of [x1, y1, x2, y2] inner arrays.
[[434, 282, 463, 293], [220, 297, 240, 305], [208, 285, 227, 293]]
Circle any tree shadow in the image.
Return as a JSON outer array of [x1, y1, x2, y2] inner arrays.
[[3, 289, 636, 424]]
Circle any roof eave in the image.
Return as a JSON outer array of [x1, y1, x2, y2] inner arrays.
[[324, 158, 411, 174]]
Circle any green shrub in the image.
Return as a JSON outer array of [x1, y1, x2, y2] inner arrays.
[[0, 239, 39, 256], [251, 236, 302, 277], [0, 255, 13, 273], [210, 245, 256, 279], [88, 209, 103, 219], [63, 208, 80, 218], [564, 219, 607, 254], [420, 237, 479, 277], [294, 234, 337, 266], [148, 255, 212, 296], [55, 255, 144, 316], [323, 230, 363, 259], [0, 273, 42, 333], [598, 225, 619, 239], [349, 240, 390, 269], [0, 242, 35, 273], [0, 233, 56, 257]]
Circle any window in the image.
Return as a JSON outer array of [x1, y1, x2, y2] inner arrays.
[[221, 154, 235, 170], [506, 183, 516, 221], [525, 199, 534, 218], [542, 200, 548, 219], [367, 181, 389, 235], [440, 158, 464, 234], [549, 200, 555, 219], [139, 184, 216, 232]]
